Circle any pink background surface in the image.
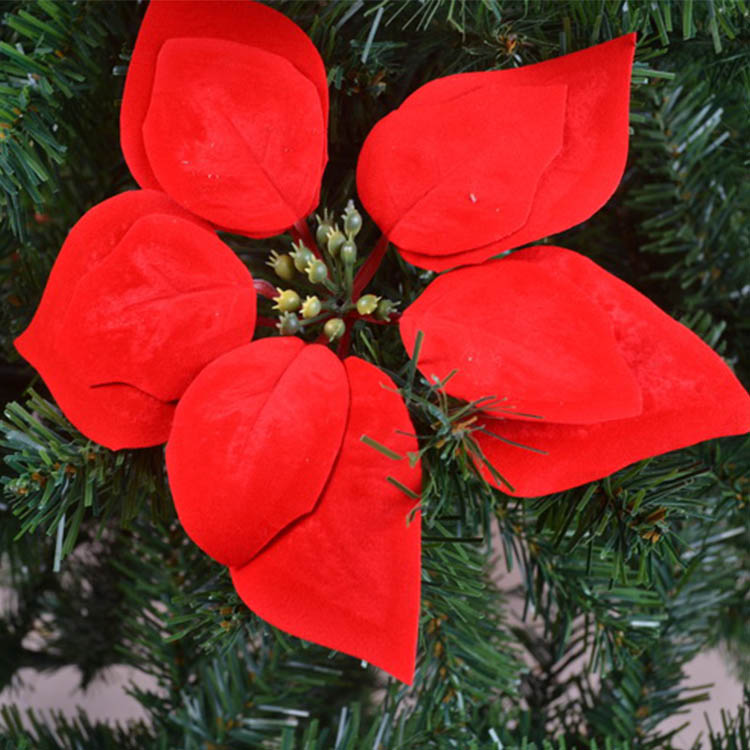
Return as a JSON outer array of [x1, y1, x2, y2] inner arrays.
[[0, 569, 743, 746]]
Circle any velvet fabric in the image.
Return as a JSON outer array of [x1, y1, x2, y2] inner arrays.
[[400, 258, 642, 424], [120, 0, 328, 237], [357, 34, 636, 271], [166, 338, 349, 568], [14, 190, 228, 450], [357, 83, 566, 255], [142, 37, 325, 236], [58, 213, 256, 403], [403, 246, 750, 497], [167, 349, 421, 682]]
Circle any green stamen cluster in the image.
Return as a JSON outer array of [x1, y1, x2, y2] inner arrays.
[[263, 200, 399, 346]]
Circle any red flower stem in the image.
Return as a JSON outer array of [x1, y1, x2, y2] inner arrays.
[[256, 316, 277, 328], [352, 234, 389, 299], [254, 278, 278, 299], [345, 311, 400, 326], [336, 320, 354, 357], [292, 218, 322, 259]]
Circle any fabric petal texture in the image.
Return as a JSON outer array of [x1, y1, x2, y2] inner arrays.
[[14, 190, 211, 450], [469, 246, 750, 497], [57, 213, 256, 403], [230, 355, 421, 683], [142, 37, 325, 236], [358, 34, 635, 271], [400, 258, 642, 424], [121, 0, 328, 204], [357, 83, 567, 255], [166, 338, 350, 569]]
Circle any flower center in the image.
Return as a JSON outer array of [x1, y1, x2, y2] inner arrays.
[[263, 199, 399, 349]]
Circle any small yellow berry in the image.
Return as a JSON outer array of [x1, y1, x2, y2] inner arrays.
[[323, 318, 346, 342], [301, 295, 322, 319], [306, 259, 328, 284], [272, 288, 301, 313], [356, 294, 380, 316]]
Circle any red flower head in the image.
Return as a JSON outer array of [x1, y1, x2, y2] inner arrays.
[[14, 0, 750, 685]]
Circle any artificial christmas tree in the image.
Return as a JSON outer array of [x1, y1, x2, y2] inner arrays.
[[1, 1, 749, 747]]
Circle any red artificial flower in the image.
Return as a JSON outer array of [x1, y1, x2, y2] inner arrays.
[[14, 0, 750, 685]]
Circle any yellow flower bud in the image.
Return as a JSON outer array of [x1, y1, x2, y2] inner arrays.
[[301, 295, 322, 319], [291, 243, 315, 272], [326, 226, 346, 257], [356, 294, 380, 316], [265, 251, 295, 281], [306, 259, 329, 284], [316, 222, 332, 249], [342, 199, 363, 237], [324, 317, 346, 342], [376, 298, 398, 320], [272, 288, 301, 313], [340, 240, 357, 266], [315, 209, 334, 248]]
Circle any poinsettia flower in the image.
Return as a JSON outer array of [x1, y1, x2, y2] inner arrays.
[[165, 337, 421, 682], [15, 190, 257, 449], [15, 0, 750, 687], [120, 0, 328, 237]]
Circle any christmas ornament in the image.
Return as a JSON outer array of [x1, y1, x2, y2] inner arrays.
[[14, 0, 750, 685]]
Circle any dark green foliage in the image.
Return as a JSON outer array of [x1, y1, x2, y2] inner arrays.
[[705, 694, 750, 750], [0, 705, 155, 750], [0, 1, 139, 236], [2, 390, 169, 569], [1, 1, 749, 748], [0, 1, 141, 356]]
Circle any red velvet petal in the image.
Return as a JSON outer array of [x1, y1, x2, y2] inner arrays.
[[357, 83, 566, 255], [58, 214, 255, 402], [231, 356, 421, 683], [361, 34, 635, 270], [473, 246, 750, 496], [141, 37, 325, 236], [14, 190, 207, 450], [400, 259, 642, 424], [166, 339, 349, 569], [121, 0, 328, 192]]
